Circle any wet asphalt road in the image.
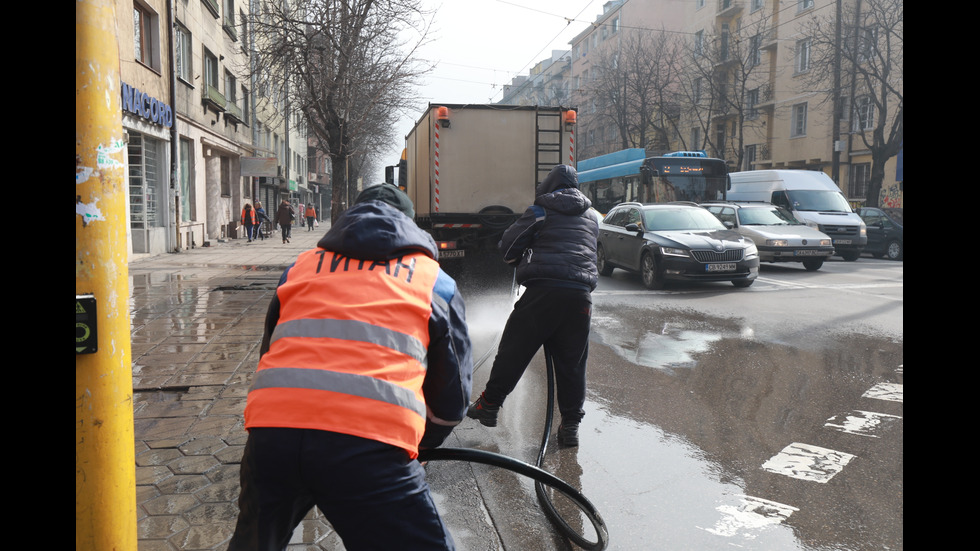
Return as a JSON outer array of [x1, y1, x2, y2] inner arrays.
[[129, 229, 902, 551]]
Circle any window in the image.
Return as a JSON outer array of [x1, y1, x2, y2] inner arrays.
[[743, 145, 757, 171], [179, 138, 195, 222], [133, 2, 159, 70], [694, 30, 705, 56], [175, 22, 192, 83], [746, 88, 759, 119], [750, 34, 762, 66], [791, 103, 807, 137], [795, 38, 811, 73], [242, 85, 249, 121], [849, 163, 870, 198], [691, 127, 701, 148], [751, 0, 764, 12], [223, 0, 237, 40], [720, 23, 730, 61], [225, 71, 237, 104], [694, 77, 703, 103], [798, 0, 814, 12], [204, 48, 219, 88], [853, 95, 874, 132], [857, 26, 878, 63]]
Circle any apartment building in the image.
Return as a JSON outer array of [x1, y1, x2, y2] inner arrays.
[[500, 50, 573, 106], [684, 0, 902, 206], [554, 0, 901, 206]]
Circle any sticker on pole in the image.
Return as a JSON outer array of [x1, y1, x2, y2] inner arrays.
[[76, 294, 97, 355]]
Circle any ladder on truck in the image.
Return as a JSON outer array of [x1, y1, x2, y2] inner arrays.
[[535, 108, 566, 185]]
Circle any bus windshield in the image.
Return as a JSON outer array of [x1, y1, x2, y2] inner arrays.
[[576, 150, 728, 214]]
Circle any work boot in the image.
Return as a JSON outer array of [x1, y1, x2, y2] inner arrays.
[[467, 393, 500, 427], [556, 420, 579, 447]]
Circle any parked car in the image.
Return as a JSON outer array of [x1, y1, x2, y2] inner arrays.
[[856, 207, 903, 260], [597, 202, 760, 289], [702, 202, 835, 271]]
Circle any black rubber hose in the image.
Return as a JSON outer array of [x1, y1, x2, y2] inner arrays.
[[418, 446, 608, 550], [534, 346, 609, 551]]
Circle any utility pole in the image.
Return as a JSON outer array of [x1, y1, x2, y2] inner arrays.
[[76, 0, 138, 549]]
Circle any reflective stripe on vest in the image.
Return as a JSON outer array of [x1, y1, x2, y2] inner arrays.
[[245, 248, 439, 458]]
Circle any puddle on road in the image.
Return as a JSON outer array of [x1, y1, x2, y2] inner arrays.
[[591, 307, 748, 372]]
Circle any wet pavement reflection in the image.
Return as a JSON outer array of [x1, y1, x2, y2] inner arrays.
[[128, 229, 901, 550]]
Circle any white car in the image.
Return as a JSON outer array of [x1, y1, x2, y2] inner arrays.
[[702, 202, 835, 271]]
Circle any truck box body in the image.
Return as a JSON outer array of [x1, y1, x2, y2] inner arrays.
[[403, 104, 576, 258], [726, 170, 867, 260]]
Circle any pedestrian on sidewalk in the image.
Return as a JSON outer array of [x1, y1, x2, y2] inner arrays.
[[241, 203, 257, 243], [466, 165, 599, 448], [276, 198, 294, 244], [305, 203, 317, 231], [228, 183, 473, 551], [298, 202, 305, 227], [254, 201, 270, 240]]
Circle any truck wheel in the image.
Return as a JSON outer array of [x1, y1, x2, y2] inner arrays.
[[802, 258, 824, 271], [640, 252, 666, 290], [840, 250, 860, 261], [885, 240, 903, 261], [597, 245, 614, 276]]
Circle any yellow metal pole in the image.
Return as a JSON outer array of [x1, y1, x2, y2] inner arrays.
[[76, 1, 137, 550]]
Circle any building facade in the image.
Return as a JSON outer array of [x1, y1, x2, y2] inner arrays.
[[113, 0, 308, 257]]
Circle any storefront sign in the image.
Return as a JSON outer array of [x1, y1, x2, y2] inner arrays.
[[121, 82, 173, 128]]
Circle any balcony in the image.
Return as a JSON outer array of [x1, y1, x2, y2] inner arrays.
[[202, 85, 226, 112], [716, 0, 742, 19], [225, 101, 245, 124]]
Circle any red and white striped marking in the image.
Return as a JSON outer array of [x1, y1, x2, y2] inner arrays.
[[568, 125, 575, 165], [433, 116, 441, 212]]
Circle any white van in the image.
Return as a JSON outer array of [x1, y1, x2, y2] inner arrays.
[[726, 170, 867, 260]]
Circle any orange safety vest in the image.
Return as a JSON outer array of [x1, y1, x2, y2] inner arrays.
[[241, 207, 257, 225], [245, 247, 440, 458]]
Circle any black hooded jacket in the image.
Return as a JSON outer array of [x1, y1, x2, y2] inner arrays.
[[499, 165, 600, 291]]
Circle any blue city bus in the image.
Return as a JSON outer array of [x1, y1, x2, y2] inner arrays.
[[577, 148, 728, 214]]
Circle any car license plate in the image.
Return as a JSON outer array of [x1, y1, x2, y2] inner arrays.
[[794, 250, 819, 256], [706, 263, 736, 272], [440, 250, 465, 258], [833, 239, 852, 245]]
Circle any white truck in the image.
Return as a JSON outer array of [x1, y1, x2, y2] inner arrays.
[[726, 170, 867, 261], [400, 104, 577, 260]]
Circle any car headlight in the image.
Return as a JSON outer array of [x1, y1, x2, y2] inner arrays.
[[859, 222, 867, 237], [765, 239, 788, 247], [744, 242, 759, 259], [660, 247, 689, 257], [819, 239, 832, 246]]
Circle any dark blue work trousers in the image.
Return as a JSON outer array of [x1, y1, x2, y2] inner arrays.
[[483, 286, 592, 424], [228, 428, 455, 551]]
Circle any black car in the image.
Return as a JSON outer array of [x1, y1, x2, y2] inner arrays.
[[856, 207, 903, 260], [597, 203, 760, 289]]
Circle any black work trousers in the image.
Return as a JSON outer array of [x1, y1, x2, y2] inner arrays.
[[483, 286, 592, 424], [228, 428, 455, 551]]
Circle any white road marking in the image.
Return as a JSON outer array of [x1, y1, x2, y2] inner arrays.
[[825, 410, 902, 437], [700, 494, 798, 539], [862, 382, 903, 403], [762, 443, 856, 483]]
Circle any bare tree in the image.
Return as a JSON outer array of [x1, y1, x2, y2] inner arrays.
[[249, 0, 432, 222], [679, 10, 774, 169], [806, 0, 903, 207], [585, 28, 685, 156]]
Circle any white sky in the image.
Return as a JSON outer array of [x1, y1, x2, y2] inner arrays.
[[374, 0, 609, 182]]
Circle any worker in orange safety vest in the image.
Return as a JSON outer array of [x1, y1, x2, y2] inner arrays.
[[228, 184, 473, 551]]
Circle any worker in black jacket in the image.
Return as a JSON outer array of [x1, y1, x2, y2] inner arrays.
[[467, 164, 599, 447]]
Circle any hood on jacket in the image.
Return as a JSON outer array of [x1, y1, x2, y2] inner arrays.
[[536, 165, 578, 196], [317, 201, 437, 261]]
